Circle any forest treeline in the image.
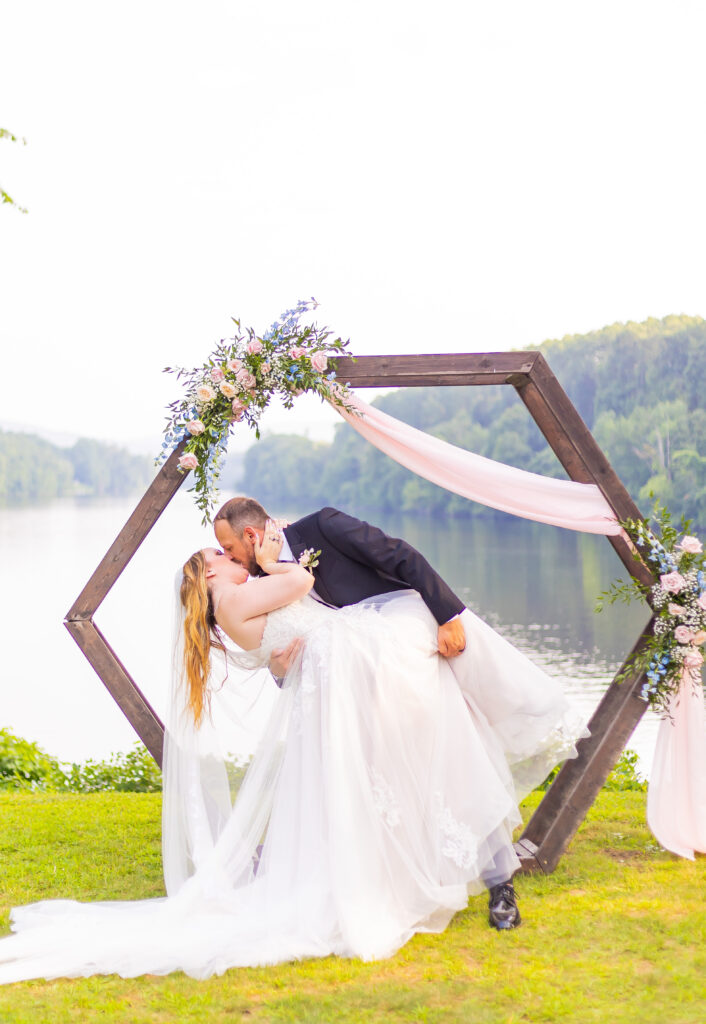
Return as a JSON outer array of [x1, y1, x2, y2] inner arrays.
[[0, 431, 153, 503], [241, 314, 706, 526]]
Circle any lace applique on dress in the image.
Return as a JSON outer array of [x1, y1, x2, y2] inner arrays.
[[434, 794, 478, 870], [290, 634, 330, 735], [370, 768, 401, 828], [261, 597, 335, 735], [259, 596, 333, 662], [505, 712, 589, 796]]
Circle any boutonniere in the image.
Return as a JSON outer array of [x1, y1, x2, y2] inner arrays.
[[298, 548, 321, 574]]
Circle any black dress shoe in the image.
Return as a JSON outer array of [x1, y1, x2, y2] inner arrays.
[[488, 881, 521, 930]]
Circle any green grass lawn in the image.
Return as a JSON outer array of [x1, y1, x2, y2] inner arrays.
[[0, 791, 704, 1024]]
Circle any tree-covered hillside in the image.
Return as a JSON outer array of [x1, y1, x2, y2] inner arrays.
[[0, 431, 153, 503], [240, 314, 706, 525]]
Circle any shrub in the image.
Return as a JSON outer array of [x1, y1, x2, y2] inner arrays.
[[1, 730, 647, 797], [0, 729, 65, 790], [0, 732, 162, 793], [60, 744, 162, 793], [536, 748, 647, 793], [601, 748, 647, 792]]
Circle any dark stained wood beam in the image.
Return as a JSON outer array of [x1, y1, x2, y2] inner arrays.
[[516, 623, 654, 873], [333, 352, 538, 388], [64, 618, 165, 766], [63, 347, 656, 876], [515, 363, 653, 589], [507, 353, 655, 872], [524, 354, 649, 527], [66, 442, 188, 621], [64, 444, 189, 767]]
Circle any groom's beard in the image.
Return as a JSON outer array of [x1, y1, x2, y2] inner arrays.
[[244, 553, 260, 577]]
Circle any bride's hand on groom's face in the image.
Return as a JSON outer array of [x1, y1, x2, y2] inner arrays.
[[254, 519, 285, 572]]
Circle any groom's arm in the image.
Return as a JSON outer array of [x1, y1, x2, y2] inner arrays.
[[317, 507, 466, 638]]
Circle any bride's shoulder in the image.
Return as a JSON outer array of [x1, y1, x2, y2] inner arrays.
[[215, 579, 263, 617], [214, 584, 268, 652]]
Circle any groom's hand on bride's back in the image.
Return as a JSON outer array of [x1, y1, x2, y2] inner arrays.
[[437, 616, 466, 658]]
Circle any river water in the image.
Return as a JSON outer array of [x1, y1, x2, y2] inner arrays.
[[1, 493, 656, 774]]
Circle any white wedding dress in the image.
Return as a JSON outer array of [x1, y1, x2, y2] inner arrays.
[[0, 592, 584, 983]]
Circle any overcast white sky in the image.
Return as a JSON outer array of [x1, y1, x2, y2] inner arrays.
[[2, 0, 705, 451]]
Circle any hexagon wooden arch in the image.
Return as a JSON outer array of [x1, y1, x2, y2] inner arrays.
[[65, 350, 655, 875]]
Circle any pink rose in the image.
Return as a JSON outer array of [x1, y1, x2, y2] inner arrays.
[[261, 361, 271, 374], [692, 630, 706, 646], [698, 592, 706, 611], [660, 571, 686, 594], [219, 382, 237, 399], [186, 419, 205, 436], [683, 648, 704, 669], [236, 369, 257, 389], [674, 625, 695, 644], [227, 358, 242, 372], [678, 535, 703, 554], [195, 384, 216, 403], [246, 339, 263, 355], [668, 603, 685, 617], [290, 347, 306, 359], [310, 351, 328, 373], [210, 367, 225, 383], [231, 398, 246, 421], [178, 453, 198, 471]]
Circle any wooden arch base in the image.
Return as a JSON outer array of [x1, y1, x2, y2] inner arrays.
[[65, 350, 654, 875]]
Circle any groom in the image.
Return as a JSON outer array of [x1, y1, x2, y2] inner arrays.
[[213, 495, 522, 931]]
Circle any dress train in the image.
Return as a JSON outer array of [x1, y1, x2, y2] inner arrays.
[[0, 593, 585, 981]]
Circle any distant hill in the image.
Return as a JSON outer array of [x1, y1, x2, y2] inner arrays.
[[0, 431, 154, 503], [240, 314, 706, 526]]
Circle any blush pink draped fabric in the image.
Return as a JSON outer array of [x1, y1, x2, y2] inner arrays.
[[331, 392, 706, 859], [334, 394, 620, 534], [647, 671, 706, 858]]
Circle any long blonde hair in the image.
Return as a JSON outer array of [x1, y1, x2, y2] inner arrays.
[[180, 551, 225, 725]]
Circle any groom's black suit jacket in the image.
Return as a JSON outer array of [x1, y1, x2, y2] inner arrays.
[[283, 507, 464, 626]]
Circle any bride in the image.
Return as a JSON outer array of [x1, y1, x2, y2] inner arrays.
[[0, 524, 584, 983]]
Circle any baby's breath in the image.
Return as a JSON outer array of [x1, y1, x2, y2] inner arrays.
[[158, 299, 356, 523], [597, 504, 706, 718]]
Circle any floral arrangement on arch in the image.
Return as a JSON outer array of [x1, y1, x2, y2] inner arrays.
[[158, 299, 355, 522], [598, 505, 706, 717]]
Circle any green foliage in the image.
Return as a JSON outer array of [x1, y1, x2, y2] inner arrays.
[[65, 437, 153, 497], [596, 503, 706, 715], [0, 431, 74, 502], [60, 744, 163, 793], [242, 434, 332, 508], [536, 748, 646, 792], [2, 728, 646, 799], [0, 732, 162, 793], [0, 429, 153, 504], [0, 729, 65, 790], [161, 299, 354, 522], [601, 748, 647, 792], [0, 127, 28, 213], [242, 314, 706, 527]]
